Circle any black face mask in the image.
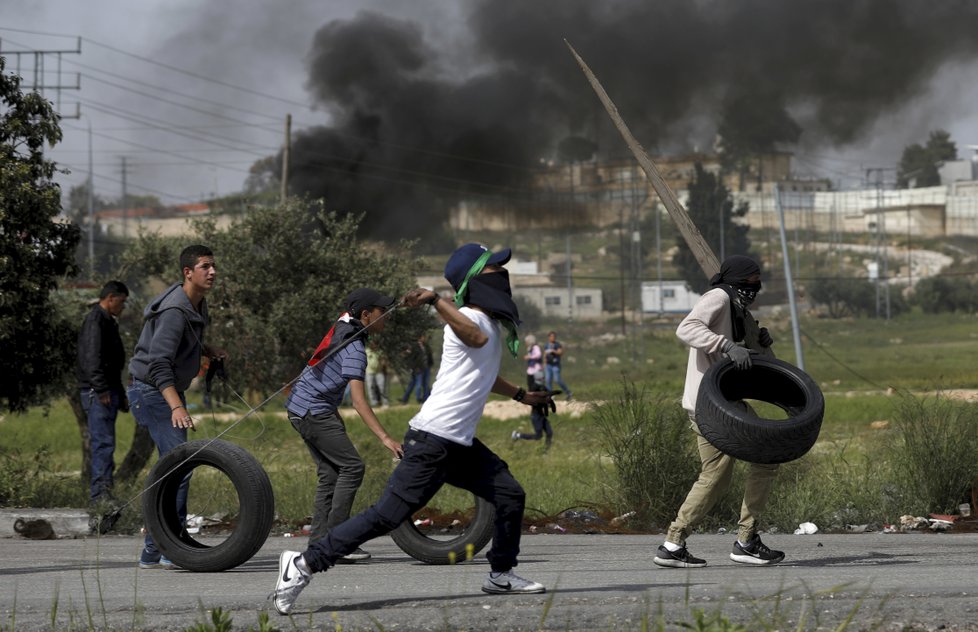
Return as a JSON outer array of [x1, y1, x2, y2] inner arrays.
[[736, 282, 761, 306], [466, 270, 521, 326]]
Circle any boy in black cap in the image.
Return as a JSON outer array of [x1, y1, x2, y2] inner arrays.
[[285, 288, 404, 563], [273, 244, 556, 615]]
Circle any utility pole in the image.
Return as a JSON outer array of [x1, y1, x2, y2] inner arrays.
[[87, 121, 94, 278], [774, 185, 805, 370], [655, 201, 664, 315], [867, 168, 891, 320], [120, 156, 129, 239], [281, 113, 292, 204]]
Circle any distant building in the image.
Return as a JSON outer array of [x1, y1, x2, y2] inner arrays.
[[512, 285, 603, 321], [641, 281, 701, 314], [93, 203, 231, 236]]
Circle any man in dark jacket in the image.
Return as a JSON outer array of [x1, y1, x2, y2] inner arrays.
[[77, 280, 129, 503], [128, 245, 226, 569]]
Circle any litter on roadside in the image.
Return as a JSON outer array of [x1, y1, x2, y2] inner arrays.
[[793, 521, 818, 535]]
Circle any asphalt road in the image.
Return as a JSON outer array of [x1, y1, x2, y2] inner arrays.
[[2, 532, 977, 631]]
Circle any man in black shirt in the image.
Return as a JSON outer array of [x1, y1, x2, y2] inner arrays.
[[77, 280, 129, 503]]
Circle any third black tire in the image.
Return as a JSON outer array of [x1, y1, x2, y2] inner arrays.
[[695, 356, 824, 464], [389, 493, 495, 565]]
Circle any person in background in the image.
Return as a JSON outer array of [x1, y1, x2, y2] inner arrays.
[[511, 370, 555, 450], [77, 280, 130, 506], [522, 334, 543, 389], [653, 255, 782, 569], [400, 333, 433, 403], [365, 340, 390, 408], [543, 331, 573, 401]]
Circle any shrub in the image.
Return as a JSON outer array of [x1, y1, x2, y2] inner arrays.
[[911, 276, 978, 313], [885, 392, 978, 514], [592, 379, 699, 527]]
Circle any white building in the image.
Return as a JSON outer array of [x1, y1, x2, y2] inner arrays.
[[641, 281, 701, 314], [513, 285, 603, 321]]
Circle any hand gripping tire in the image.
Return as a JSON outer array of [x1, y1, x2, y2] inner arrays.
[[142, 439, 274, 572], [389, 493, 495, 565], [695, 356, 824, 464]]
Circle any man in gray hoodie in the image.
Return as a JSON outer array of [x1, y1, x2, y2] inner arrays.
[[127, 244, 226, 569]]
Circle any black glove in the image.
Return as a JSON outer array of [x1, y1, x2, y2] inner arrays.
[[758, 327, 773, 347], [532, 390, 559, 417], [724, 345, 753, 370]]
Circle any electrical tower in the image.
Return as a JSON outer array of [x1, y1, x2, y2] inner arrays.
[[0, 35, 81, 118]]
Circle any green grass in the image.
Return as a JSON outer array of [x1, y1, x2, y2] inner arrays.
[[3, 310, 978, 534]]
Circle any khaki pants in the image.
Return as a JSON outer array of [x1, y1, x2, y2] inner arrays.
[[666, 415, 779, 545]]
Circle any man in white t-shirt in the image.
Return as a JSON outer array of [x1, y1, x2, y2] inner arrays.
[[272, 243, 556, 615]]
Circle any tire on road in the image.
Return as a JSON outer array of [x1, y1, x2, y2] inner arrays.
[[390, 493, 495, 565], [695, 356, 824, 464], [142, 439, 274, 572]]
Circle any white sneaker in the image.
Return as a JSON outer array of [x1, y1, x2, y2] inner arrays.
[[481, 570, 546, 594], [511, 430, 521, 440], [273, 551, 310, 615]]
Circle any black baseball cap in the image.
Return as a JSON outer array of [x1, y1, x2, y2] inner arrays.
[[444, 243, 512, 290], [344, 288, 396, 317]]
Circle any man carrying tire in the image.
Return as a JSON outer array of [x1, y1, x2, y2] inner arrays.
[[653, 255, 784, 569], [273, 243, 556, 615]]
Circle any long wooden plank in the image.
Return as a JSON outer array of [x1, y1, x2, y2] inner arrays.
[[565, 40, 720, 279]]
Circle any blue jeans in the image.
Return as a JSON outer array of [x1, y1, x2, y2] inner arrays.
[[401, 369, 429, 403], [515, 409, 553, 447], [544, 365, 571, 397], [128, 379, 191, 562], [80, 388, 121, 502], [303, 429, 526, 574]]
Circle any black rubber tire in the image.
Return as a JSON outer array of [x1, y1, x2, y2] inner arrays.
[[695, 356, 824, 464], [142, 439, 274, 572], [389, 493, 495, 565]]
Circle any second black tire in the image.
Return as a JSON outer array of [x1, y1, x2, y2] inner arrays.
[[142, 439, 275, 572], [390, 493, 495, 565], [695, 356, 824, 464]]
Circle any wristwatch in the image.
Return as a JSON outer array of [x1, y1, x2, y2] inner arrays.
[[513, 387, 526, 402]]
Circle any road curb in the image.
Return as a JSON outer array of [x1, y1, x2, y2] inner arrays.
[[0, 507, 90, 538]]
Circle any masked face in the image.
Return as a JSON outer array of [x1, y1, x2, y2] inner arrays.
[[736, 281, 761, 306], [466, 269, 520, 323]]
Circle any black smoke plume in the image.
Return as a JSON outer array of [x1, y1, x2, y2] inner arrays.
[[285, 0, 978, 240]]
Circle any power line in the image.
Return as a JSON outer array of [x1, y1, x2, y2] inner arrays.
[[63, 58, 286, 123], [80, 37, 317, 111]]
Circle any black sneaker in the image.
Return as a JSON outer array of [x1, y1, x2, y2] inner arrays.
[[730, 535, 785, 565], [653, 544, 707, 568]]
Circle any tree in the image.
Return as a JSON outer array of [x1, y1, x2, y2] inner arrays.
[[118, 198, 435, 397], [672, 163, 753, 293], [897, 130, 957, 188], [0, 58, 80, 412]]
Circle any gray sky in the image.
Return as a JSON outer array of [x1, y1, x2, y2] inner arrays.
[[2, 0, 977, 210], [0, 0, 463, 206]]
